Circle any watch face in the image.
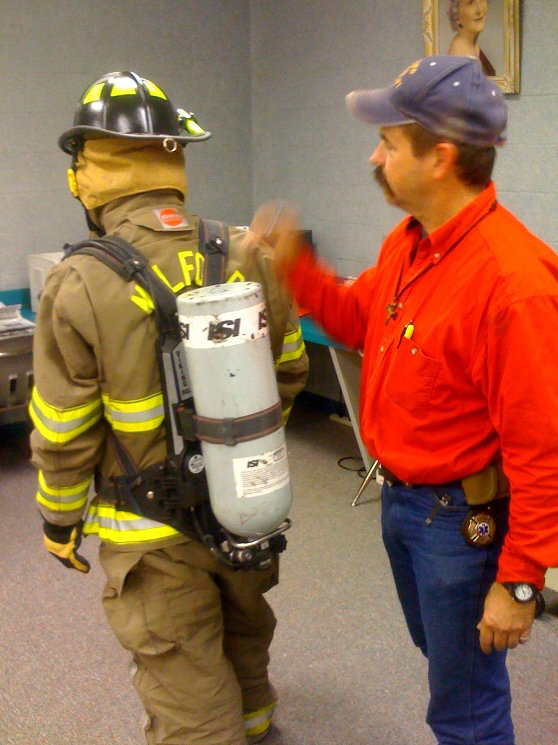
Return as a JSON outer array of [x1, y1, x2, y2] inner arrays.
[[515, 583, 535, 602]]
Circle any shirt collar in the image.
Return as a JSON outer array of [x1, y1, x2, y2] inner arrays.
[[406, 182, 497, 264]]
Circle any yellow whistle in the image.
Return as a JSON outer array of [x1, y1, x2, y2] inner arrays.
[[404, 323, 414, 339]]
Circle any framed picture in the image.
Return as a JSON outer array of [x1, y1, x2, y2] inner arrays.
[[422, 0, 520, 93]]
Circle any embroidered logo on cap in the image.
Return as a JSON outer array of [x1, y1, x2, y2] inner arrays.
[[394, 59, 421, 88], [154, 208, 189, 229]]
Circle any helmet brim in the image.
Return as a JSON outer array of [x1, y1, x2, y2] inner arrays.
[[59, 126, 212, 155]]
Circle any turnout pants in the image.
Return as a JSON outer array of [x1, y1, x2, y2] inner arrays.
[[381, 482, 514, 745], [99, 538, 278, 745]]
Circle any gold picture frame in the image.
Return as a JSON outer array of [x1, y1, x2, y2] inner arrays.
[[422, 0, 520, 93]]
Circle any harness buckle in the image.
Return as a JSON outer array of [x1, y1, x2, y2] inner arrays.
[[121, 256, 148, 280]]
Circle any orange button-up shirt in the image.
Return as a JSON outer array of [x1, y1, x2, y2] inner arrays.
[[289, 183, 558, 587]]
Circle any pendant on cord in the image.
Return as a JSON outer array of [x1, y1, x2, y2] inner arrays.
[[385, 299, 398, 323]]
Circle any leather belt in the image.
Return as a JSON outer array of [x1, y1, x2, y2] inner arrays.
[[378, 465, 462, 491]]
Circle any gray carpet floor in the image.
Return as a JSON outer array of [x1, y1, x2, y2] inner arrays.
[[1, 404, 557, 745]]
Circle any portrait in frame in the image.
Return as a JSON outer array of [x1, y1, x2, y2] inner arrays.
[[422, 0, 520, 93]]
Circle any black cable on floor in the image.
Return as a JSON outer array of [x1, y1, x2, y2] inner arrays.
[[337, 456, 367, 479]]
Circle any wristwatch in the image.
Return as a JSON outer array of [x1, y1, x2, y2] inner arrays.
[[502, 582, 537, 603]]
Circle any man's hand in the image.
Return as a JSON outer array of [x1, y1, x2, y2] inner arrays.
[[477, 581, 535, 654], [43, 520, 90, 573], [244, 201, 303, 275]]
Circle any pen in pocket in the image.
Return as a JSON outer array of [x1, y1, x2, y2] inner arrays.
[[403, 322, 414, 340], [397, 321, 415, 347]]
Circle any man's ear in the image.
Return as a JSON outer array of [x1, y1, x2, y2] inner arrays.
[[431, 142, 459, 180]]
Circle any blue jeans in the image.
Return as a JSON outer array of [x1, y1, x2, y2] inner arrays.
[[381, 482, 514, 745]]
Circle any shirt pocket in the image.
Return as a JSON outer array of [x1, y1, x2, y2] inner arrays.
[[383, 336, 441, 417]]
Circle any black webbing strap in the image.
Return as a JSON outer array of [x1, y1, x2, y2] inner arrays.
[[199, 218, 228, 286], [194, 401, 283, 446], [64, 234, 185, 459], [65, 236, 179, 341]]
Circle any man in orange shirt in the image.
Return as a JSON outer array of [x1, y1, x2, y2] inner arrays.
[[248, 56, 558, 745]]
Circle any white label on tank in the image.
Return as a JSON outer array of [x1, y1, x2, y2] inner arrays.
[[232, 445, 289, 498], [180, 302, 268, 348]]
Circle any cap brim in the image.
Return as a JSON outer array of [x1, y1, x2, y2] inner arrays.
[[345, 87, 415, 127]]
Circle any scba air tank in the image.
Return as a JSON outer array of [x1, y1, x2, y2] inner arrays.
[[177, 282, 292, 537]]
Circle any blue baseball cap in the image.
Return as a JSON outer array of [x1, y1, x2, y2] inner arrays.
[[346, 56, 507, 147]]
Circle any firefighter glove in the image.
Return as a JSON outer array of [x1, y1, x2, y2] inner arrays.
[[43, 520, 90, 573]]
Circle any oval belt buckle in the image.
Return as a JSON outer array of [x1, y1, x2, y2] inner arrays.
[[461, 507, 497, 547]]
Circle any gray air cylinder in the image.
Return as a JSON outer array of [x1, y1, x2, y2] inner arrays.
[[177, 281, 292, 537]]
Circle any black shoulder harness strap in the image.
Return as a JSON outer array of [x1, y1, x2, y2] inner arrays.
[[199, 218, 229, 286], [64, 220, 229, 337], [66, 234, 180, 340]]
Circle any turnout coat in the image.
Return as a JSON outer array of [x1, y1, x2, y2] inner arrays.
[[30, 191, 308, 548]]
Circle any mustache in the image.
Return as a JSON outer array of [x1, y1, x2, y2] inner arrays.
[[373, 165, 395, 198]]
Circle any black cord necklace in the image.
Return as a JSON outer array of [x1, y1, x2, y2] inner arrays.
[[384, 200, 497, 324]]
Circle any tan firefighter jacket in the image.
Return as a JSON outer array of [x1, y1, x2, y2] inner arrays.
[[29, 191, 309, 549]]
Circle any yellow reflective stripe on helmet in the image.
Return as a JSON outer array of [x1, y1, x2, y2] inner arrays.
[[29, 387, 103, 444], [185, 118, 205, 136], [275, 327, 306, 366], [144, 79, 167, 100], [110, 76, 138, 96], [102, 391, 165, 432], [36, 470, 91, 512], [177, 109, 206, 137], [83, 503, 179, 543], [82, 82, 105, 105]]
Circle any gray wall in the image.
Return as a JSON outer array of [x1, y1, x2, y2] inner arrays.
[[1, 1, 558, 290], [250, 0, 558, 276], [0, 0, 252, 291]]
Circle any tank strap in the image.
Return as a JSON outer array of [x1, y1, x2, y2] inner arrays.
[[194, 401, 283, 446]]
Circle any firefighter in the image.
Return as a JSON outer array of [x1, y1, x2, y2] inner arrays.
[[29, 71, 308, 745]]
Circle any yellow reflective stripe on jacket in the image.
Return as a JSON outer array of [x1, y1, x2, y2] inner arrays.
[[83, 503, 179, 543], [102, 391, 164, 432], [276, 326, 306, 367], [36, 470, 91, 512], [28, 387, 102, 444]]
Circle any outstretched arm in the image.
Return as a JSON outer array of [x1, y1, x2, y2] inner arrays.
[[246, 201, 304, 277]]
